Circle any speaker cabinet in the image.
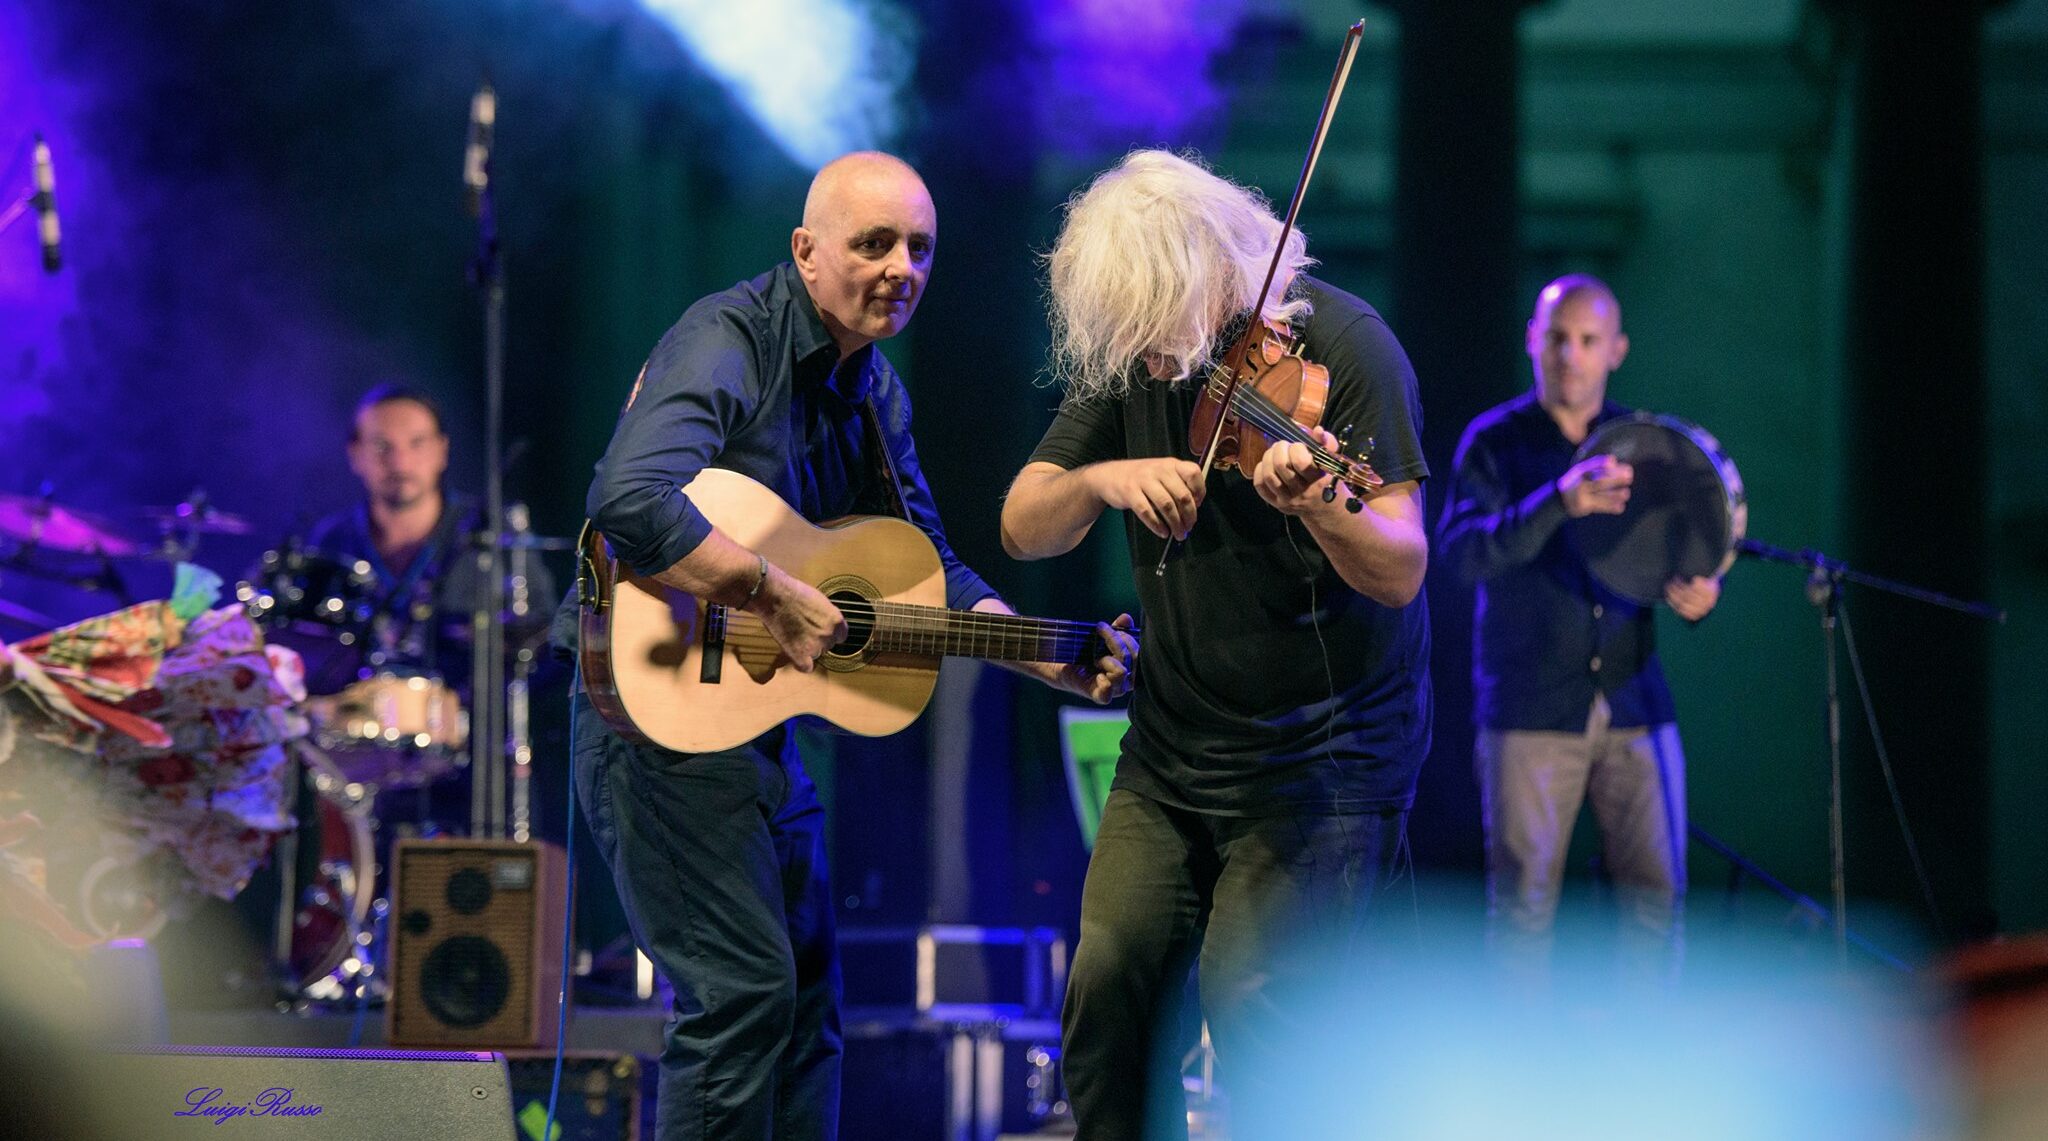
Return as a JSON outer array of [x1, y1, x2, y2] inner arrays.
[[80, 1045, 512, 1139], [387, 839, 568, 1049]]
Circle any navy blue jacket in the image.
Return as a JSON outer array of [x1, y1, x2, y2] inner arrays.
[[1437, 392, 1675, 731]]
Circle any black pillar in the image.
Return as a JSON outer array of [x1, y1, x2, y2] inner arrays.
[[901, 0, 1051, 926], [1820, 0, 1999, 939], [1371, 0, 1541, 874]]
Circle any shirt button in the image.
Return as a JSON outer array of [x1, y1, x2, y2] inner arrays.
[[1592, 604, 1604, 620], [1590, 656, 1603, 673]]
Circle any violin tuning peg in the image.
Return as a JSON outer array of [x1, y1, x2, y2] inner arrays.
[[1322, 482, 1339, 504], [1345, 494, 1364, 514]]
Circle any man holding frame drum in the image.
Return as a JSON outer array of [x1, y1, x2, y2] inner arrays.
[[1438, 274, 1724, 977]]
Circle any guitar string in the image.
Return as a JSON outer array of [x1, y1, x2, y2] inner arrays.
[[714, 609, 1107, 659], [717, 610, 1106, 644], [708, 631, 1101, 662], [723, 599, 1113, 636]]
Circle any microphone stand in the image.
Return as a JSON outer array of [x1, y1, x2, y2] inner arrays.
[[467, 99, 509, 841], [1734, 537, 2004, 964], [505, 501, 536, 844]]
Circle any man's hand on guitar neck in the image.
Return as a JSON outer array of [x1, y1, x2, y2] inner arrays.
[[1066, 613, 1139, 704], [977, 600, 1138, 705]]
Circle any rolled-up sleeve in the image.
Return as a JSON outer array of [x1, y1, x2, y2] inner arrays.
[[588, 313, 758, 577]]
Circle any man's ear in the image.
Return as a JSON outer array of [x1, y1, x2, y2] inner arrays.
[[791, 227, 817, 281], [1610, 331, 1631, 371]]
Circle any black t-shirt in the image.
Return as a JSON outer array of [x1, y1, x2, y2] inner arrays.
[[1028, 278, 1432, 815]]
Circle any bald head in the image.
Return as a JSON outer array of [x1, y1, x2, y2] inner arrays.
[[1528, 273, 1629, 421], [1532, 273, 1621, 328], [802, 151, 929, 234], [792, 152, 937, 358]]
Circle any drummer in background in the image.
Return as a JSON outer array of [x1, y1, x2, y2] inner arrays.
[[1437, 274, 1720, 977], [305, 382, 557, 696]]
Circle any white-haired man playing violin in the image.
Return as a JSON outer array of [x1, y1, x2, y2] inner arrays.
[[1002, 149, 1432, 1141]]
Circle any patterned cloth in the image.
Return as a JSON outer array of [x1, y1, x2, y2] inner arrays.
[[0, 602, 308, 942]]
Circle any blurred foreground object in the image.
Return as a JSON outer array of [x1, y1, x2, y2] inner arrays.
[[1, 600, 307, 944], [1941, 933, 2048, 1141]]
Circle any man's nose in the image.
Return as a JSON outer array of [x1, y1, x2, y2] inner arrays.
[[882, 243, 914, 281]]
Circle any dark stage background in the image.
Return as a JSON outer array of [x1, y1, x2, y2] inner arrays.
[[3, 0, 2045, 984]]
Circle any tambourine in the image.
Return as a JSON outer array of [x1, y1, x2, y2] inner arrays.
[[1572, 413, 1747, 606]]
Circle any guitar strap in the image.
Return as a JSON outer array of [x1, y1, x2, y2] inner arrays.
[[859, 393, 909, 522]]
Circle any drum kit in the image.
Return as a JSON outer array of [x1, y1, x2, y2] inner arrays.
[[0, 486, 567, 998]]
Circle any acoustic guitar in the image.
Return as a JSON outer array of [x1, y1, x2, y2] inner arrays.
[[580, 467, 1129, 753]]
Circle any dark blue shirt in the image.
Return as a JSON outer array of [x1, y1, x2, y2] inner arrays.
[[1437, 392, 1676, 732], [587, 260, 997, 613]]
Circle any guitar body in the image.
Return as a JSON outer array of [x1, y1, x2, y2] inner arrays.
[[582, 467, 948, 754]]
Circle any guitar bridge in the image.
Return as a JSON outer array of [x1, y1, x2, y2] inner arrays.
[[701, 602, 726, 684]]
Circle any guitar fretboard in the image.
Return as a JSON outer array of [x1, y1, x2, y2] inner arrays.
[[859, 603, 1104, 664], [714, 600, 1118, 665]]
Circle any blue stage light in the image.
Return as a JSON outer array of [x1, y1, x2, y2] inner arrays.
[[634, 0, 912, 170]]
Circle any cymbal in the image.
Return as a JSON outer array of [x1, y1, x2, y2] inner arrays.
[[0, 493, 140, 557], [142, 501, 255, 535]]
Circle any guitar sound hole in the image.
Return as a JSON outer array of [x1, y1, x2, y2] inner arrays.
[[828, 589, 876, 657]]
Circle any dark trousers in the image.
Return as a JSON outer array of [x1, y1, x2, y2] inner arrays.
[[571, 693, 841, 1141], [1061, 788, 1408, 1141]]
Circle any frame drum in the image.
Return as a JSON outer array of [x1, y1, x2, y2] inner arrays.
[[1572, 413, 1747, 606]]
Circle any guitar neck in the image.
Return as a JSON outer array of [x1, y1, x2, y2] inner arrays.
[[865, 605, 1103, 664]]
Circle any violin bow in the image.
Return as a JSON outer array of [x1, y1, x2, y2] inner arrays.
[[1158, 18, 1367, 577]]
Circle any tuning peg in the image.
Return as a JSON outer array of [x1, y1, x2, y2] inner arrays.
[[1322, 482, 1339, 504], [1345, 494, 1364, 514]]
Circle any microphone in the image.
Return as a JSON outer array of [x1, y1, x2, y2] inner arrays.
[[462, 83, 495, 216], [31, 133, 60, 273]]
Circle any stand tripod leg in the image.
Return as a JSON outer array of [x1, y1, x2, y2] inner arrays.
[[1822, 581, 1849, 965]]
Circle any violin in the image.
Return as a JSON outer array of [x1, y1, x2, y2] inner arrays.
[[1161, 19, 1373, 575], [1186, 316, 1383, 511]]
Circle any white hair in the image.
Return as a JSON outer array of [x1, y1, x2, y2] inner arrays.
[[1046, 149, 1314, 401]]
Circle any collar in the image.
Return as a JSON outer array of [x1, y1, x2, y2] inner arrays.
[[776, 261, 877, 406], [1520, 392, 1628, 442], [779, 261, 839, 369]]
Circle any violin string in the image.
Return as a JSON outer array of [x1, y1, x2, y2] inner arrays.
[[1210, 378, 1359, 479]]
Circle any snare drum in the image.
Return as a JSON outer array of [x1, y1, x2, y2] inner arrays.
[[308, 673, 468, 791], [1572, 413, 1747, 606]]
